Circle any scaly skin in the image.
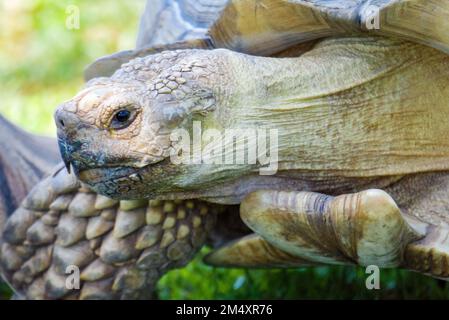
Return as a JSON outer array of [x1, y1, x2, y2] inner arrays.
[[0, 165, 223, 299]]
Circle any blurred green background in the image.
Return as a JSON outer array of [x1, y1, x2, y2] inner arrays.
[[0, 0, 448, 300]]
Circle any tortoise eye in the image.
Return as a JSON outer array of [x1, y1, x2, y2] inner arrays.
[[110, 109, 135, 130], [115, 110, 130, 122]]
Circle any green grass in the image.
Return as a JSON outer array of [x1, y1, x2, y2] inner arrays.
[[0, 0, 448, 300], [0, 0, 145, 135], [156, 248, 449, 300]]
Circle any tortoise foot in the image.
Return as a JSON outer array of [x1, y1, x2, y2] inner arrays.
[[206, 189, 425, 271]]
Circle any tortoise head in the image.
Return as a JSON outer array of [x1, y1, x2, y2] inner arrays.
[[55, 49, 230, 199]]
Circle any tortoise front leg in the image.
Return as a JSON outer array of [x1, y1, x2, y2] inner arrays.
[[206, 189, 446, 277]]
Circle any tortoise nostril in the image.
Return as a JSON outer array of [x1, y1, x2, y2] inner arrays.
[[55, 108, 79, 132], [55, 110, 67, 130]]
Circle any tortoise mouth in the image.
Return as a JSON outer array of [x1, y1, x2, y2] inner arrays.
[[78, 156, 171, 185], [77, 166, 148, 200], [77, 158, 178, 200], [78, 165, 146, 188]]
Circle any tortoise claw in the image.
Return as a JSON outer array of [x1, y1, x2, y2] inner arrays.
[[405, 223, 449, 279]]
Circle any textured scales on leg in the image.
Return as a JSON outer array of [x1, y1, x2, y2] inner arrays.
[[0, 166, 222, 299]]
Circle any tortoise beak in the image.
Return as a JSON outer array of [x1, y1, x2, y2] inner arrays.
[[57, 137, 83, 176], [57, 137, 81, 175], [58, 137, 72, 173], [54, 106, 85, 175]]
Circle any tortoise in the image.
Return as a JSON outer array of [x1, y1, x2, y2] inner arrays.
[[2, 0, 449, 300]]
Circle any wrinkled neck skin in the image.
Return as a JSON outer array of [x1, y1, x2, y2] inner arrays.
[[91, 37, 449, 204]]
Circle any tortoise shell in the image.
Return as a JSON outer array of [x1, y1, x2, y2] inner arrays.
[[86, 0, 449, 78]]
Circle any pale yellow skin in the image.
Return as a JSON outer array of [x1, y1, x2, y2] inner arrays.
[[56, 36, 449, 202]]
